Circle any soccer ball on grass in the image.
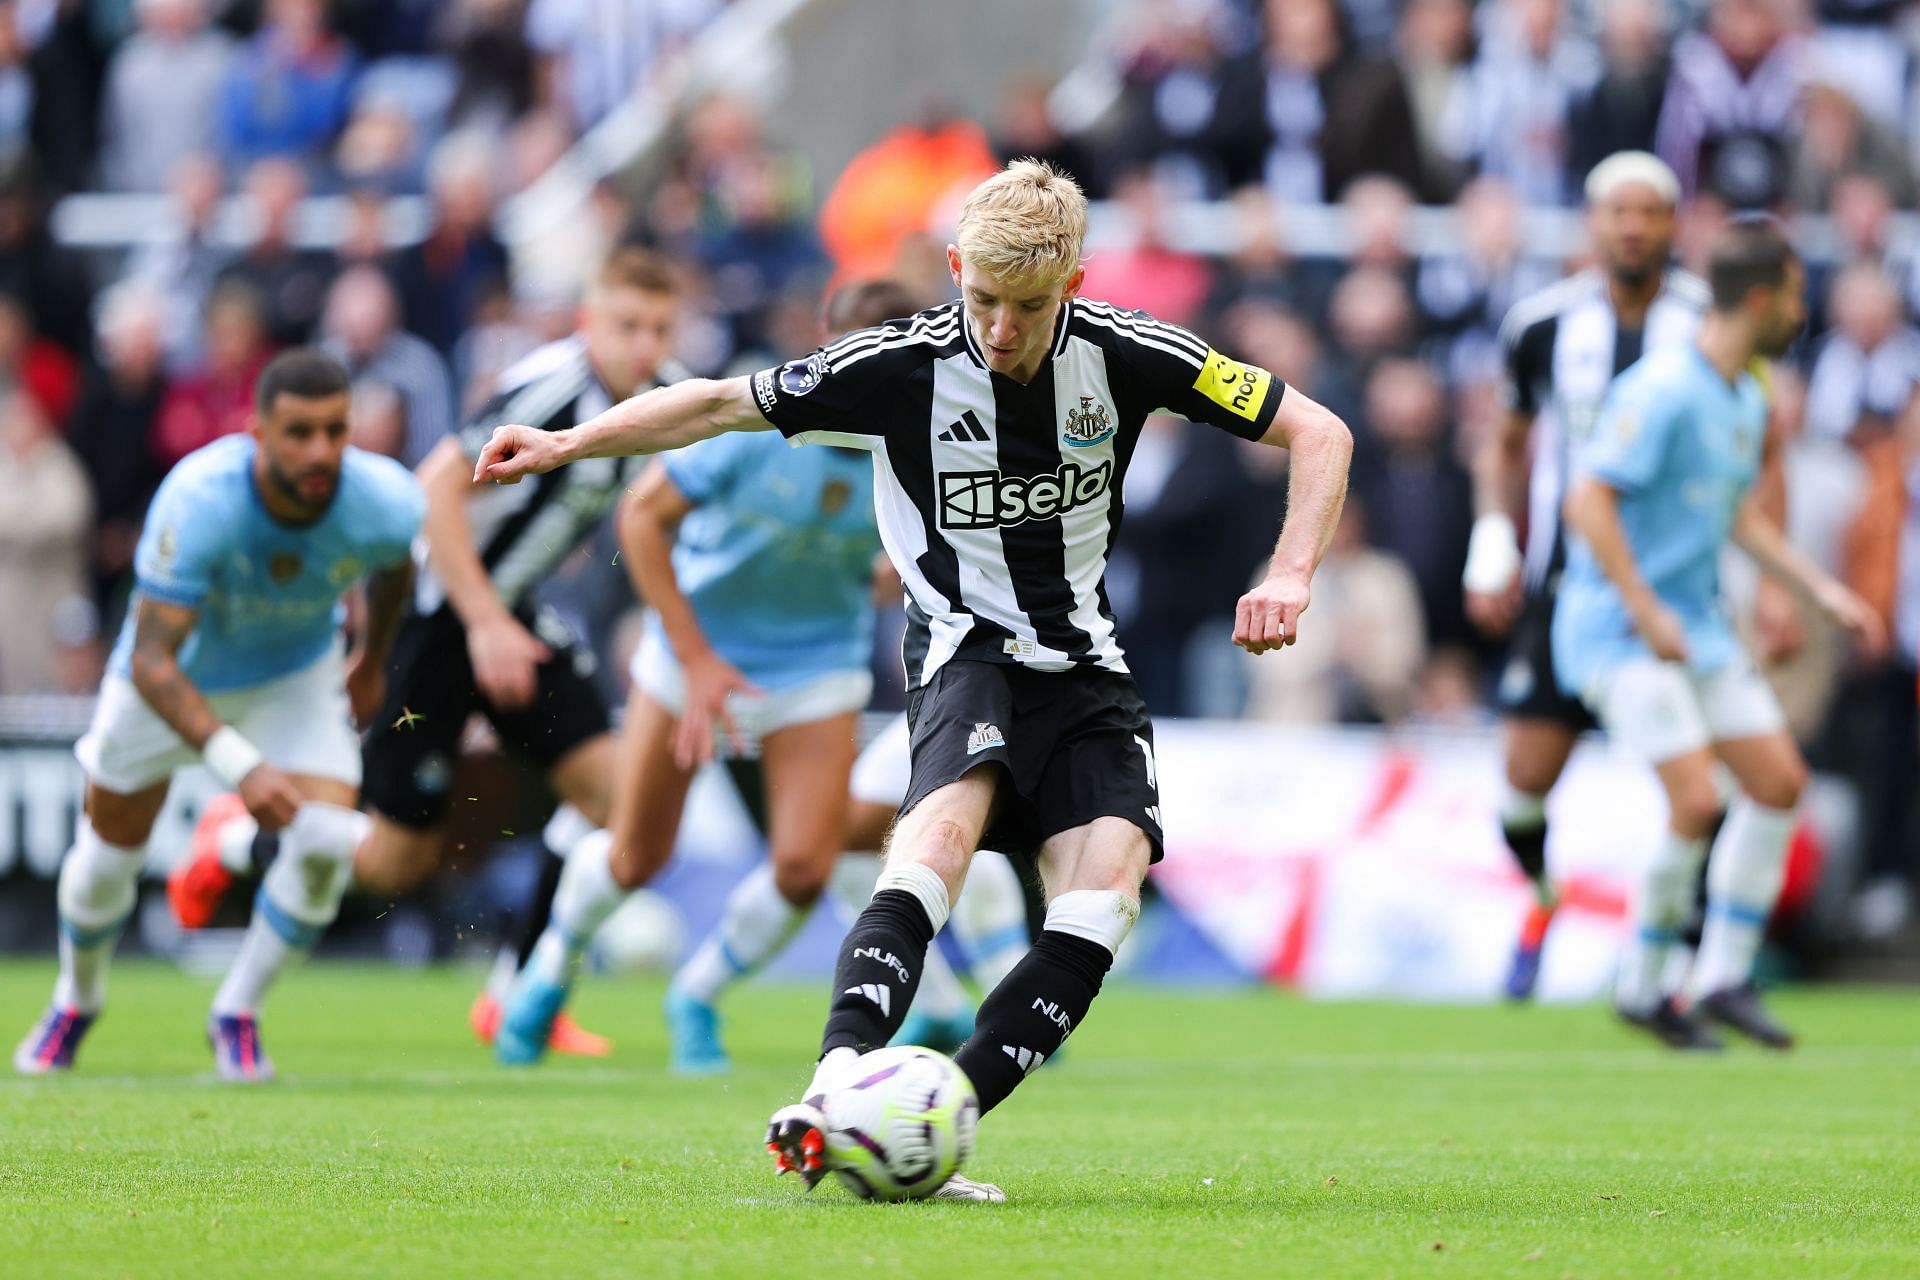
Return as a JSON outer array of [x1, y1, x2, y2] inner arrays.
[[820, 1046, 979, 1200]]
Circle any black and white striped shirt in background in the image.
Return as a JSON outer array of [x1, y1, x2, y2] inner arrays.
[[751, 298, 1285, 691], [1499, 268, 1707, 592], [414, 336, 690, 615]]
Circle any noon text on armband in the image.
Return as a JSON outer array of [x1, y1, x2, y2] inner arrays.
[[936, 459, 1113, 530]]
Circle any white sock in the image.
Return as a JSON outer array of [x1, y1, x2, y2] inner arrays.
[[951, 849, 1030, 989], [673, 862, 807, 1005], [1688, 801, 1797, 999], [216, 813, 260, 875], [1615, 828, 1708, 1016], [53, 824, 146, 1014], [485, 947, 520, 1000], [213, 803, 367, 1016], [524, 828, 622, 987]]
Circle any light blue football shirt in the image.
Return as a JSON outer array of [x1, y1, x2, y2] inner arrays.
[[108, 435, 426, 692], [1553, 345, 1769, 695], [646, 431, 879, 689]]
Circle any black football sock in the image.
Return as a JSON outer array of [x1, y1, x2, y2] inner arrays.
[[513, 840, 568, 969], [820, 890, 935, 1056], [1501, 815, 1549, 889], [954, 929, 1113, 1114]]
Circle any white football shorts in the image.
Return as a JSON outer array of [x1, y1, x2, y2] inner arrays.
[[77, 644, 362, 794], [631, 628, 871, 754], [1586, 654, 1787, 765]]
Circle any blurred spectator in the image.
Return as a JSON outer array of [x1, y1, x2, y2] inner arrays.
[[1417, 178, 1560, 382], [0, 390, 96, 695], [1099, 0, 1264, 199], [69, 280, 169, 615], [446, 0, 538, 136], [1566, 0, 1670, 184], [526, 0, 720, 133], [334, 185, 396, 272], [216, 0, 360, 173], [1407, 647, 1492, 728], [0, 152, 95, 358], [1353, 357, 1473, 648], [697, 149, 830, 360], [1654, 0, 1807, 206], [153, 282, 273, 467], [1078, 170, 1213, 327], [216, 157, 335, 345], [1319, 261, 1418, 428], [1804, 262, 1920, 444], [1241, 498, 1425, 724], [347, 376, 407, 459], [1787, 73, 1915, 213], [819, 111, 999, 281], [1204, 189, 1333, 320], [991, 72, 1100, 196], [1394, 0, 1475, 202], [1258, 0, 1424, 201], [0, 287, 79, 426], [1458, 0, 1599, 207], [123, 153, 234, 370], [99, 0, 235, 192], [0, 4, 31, 155], [1108, 415, 1286, 717], [389, 131, 509, 358], [319, 263, 453, 464]]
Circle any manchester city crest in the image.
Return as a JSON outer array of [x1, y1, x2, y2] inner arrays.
[[1063, 395, 1115, 448]]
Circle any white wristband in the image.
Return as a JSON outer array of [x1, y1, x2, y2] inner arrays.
[[203, 726, 265, 788], [1462, 513, 1524, 595]]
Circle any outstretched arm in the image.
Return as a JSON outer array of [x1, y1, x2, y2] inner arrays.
[[1236, 387, 1353, 655], [472, 377, 773, 484], [345, 560, 413, 726]]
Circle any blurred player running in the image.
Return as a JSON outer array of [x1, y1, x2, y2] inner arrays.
[[471, 161, 1352, 1200], [169, 249, 689, 1058], [14, 351, 423, 1081], [1466, 153, 1707, 998], [495, 282, 1026, 1073], [1557, 218, 1885, 1049]]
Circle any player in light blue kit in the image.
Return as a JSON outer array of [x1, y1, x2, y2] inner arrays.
[[496, 281, 893, 1071], [13, 350, 424, 1081], [1556, 219, 1884, 1051]]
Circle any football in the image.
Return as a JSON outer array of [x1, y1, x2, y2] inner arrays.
[[820, 1046, 980, 1200]]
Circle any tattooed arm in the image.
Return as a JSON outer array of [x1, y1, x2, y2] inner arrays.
[[127, 598, 224, 750], [127, 597, 302, 825]]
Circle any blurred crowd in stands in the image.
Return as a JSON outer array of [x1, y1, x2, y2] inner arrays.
[[0, 0, 1916, 924]]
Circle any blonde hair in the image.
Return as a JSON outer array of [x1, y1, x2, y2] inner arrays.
[[955, 159, 1087, 285]]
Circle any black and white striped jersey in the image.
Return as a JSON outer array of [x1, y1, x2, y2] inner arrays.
[[414, 336, 691, 615], [1499, 267, 1707, 591], [750, 298, 1286, 690]]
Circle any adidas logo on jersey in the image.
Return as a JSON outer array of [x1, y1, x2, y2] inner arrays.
[[937, 410, 991, 443], [845, 984, 891, 1016], [966, 722, 1006, 756], [1001, 1045, 1047, 1075], [937, 459, 1113, 530]]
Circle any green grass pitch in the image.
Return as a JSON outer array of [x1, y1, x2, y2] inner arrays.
[[2, 961, 1916, 1279]]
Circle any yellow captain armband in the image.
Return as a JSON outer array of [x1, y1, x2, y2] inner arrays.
[[1193, 349, 1275, 422]]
